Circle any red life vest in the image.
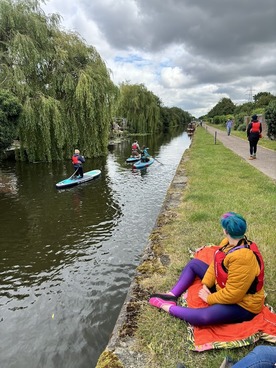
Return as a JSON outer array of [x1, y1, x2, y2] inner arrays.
[[132, 143, 138, 150], [72, 155, 80, 165], [214, 240, 264, 293], [250, 122, 261, 133]]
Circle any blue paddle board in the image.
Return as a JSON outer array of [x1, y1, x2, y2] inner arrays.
[[133, 158, 154, 169], [126, 156, 141, 163], [56, 169, 101, 189]]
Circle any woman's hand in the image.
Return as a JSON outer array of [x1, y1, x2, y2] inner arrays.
[[198, 284, 211, 303]]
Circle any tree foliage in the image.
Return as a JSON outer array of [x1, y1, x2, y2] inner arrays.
[[207, 98, 235, 118], [160, 106, 191, 132], [0, 89, 22, 155], [253, 92, 276, 107], [116, 83, 191, 134], [0, 0, 118, 161], [115, 83, 161, 133], [265, 100, 276, 140]]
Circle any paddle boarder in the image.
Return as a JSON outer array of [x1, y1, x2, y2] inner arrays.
[[72, 149, 85, 178], [141, 146, 150, 162], [131, 140, 140, 157]]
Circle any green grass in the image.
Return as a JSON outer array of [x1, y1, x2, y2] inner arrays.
[[209, 123, 276, 151], [135, 127, 276, 368]]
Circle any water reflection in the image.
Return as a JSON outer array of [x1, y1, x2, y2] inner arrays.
[[0, 130, 191, 368], [0, 157, 122, 303]]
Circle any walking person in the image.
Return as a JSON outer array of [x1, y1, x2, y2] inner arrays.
[[247, 115, 262, 160], [226, 119, 233, 136], [149, 212, 265, 326], [72, 149, 85, 178]]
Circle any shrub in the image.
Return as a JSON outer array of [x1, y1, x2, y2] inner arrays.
[[265, 100, 276, 140], [237, 123, 246, 131]]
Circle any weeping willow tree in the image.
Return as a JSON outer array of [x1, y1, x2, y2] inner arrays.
[[0, 0, 118, 161], [0, 89, 22, 157], [116, 83, 162, 133], [116, 82, 190, 134]]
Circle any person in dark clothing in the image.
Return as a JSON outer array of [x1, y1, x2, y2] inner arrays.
[[72, 149, 85, 178], [247, 115, 262, 160]]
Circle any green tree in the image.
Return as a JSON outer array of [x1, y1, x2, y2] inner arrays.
[[159, 106, 191, 132], [253, 92, 276, 107], [265, 100, 276, 140], [0, 90, 22, 157], [160, 107, 171, 131], [234, 102, 255, 115], [207, 98, 235, 118], [0, 0, 118, 161], [116, 83, 161, 133]]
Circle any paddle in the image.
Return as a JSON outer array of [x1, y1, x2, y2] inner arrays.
[[69, 168, 79, 180], [153, 157, 164, 165]]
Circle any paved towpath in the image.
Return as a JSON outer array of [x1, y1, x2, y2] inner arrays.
[[204, 125, 276, 182]]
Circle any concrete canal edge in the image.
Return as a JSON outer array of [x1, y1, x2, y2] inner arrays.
[[96, 148, 190, 368]]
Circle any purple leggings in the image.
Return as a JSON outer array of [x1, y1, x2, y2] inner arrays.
[[169, 259, 256, 326]]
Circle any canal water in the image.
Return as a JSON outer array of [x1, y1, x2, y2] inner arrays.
[[0, 131, 191, 368]]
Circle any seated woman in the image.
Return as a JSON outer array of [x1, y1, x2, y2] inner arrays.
[[149, 212, 265, 326]]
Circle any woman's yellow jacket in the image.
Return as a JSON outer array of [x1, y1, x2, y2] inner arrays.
[[202, 238, 265, 314]]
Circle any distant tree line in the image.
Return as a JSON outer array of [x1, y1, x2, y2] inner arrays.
[[201, 93, 276, 139], [0, 0, 191, 162]]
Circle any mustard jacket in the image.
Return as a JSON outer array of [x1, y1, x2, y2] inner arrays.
[[202, 238, 265, 314]]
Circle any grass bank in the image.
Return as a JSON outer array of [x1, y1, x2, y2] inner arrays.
[[135, 127, 276, 368]]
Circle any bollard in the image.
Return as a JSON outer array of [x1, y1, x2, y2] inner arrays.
[[214, 131, 217, 144]]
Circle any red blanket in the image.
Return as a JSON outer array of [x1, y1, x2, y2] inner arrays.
[[184, 245, 276, 351]]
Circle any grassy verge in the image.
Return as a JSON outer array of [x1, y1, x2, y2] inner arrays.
[[135, 127, 276, 368], [208, 123, 276, 151]]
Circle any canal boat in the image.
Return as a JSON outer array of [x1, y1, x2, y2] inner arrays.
[[56, 169, 101, 189], [126, 156, 141, 163], [132, 157, 155, 169]]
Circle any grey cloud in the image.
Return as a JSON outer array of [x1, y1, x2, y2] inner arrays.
[[45, 0, 276, 115], [78, 0, 276, 59]]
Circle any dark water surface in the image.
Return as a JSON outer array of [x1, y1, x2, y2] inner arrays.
[[0, 131, 191, 368]]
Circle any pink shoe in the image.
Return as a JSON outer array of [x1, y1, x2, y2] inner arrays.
[[149, 297, 177, 309]]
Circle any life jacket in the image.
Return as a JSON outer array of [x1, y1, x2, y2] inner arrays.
[[214, 238, 264, 294], [132, 143, 138, 150], [250, 122, 261, 133], [72, 155, 80, 165]]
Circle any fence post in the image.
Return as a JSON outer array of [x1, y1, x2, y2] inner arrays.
[[214, 131, 217, 144]]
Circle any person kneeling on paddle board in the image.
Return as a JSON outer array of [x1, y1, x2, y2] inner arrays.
[[72, 149, 85, 178], [141, 146, 150, 162]]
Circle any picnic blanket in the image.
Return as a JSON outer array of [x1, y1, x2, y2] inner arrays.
[[181, 245, 276, 352]]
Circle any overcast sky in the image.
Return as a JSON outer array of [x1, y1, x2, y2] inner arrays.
[[42, 0, 276, 117]]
